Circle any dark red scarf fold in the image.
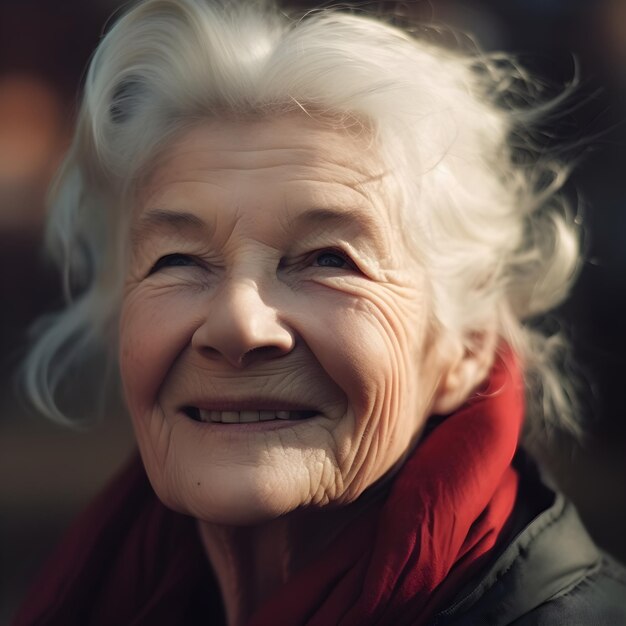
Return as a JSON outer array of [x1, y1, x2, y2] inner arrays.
[[14, 348, 523, 626]]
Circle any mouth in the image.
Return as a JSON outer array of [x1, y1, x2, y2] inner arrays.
[[182, 407, 319, 424]]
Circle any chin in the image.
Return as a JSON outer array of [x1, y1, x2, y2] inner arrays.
[[152, 463, 309, 527]]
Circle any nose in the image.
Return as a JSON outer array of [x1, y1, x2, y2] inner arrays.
[[191, 278, 295, 368]]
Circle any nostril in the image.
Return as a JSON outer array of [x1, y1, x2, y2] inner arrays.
[[250, 345, 282, 358], [240, 344, 291, 365]]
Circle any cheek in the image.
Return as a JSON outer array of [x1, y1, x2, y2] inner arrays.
[[119, 288, 199, 417], [308, 282, 426, 402], [292, 282, 434, 502]]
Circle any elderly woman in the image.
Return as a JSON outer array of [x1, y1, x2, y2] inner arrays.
[[13, 1, 626, 625]]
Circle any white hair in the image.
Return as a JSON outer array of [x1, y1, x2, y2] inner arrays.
[[22, 0, 581, 438]]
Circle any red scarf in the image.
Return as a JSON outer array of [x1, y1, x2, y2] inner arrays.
[[14, 349, 523, 626]]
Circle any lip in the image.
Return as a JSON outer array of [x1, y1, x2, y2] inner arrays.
[[177, 409, 324, 432], [181, 398, 320, 412], [179, 398, 324, 428]]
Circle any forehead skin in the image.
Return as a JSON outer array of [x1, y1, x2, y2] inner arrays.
[[141, 115, 382, 191], [131, 115, 408, 273]]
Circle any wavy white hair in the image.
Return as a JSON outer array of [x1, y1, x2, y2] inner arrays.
[[22, 0, 581, 437]]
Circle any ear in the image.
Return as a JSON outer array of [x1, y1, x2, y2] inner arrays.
[[431, 325, 499, 415]]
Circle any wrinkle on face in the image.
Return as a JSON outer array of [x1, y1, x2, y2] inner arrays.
[[119, 114, 448, 525]]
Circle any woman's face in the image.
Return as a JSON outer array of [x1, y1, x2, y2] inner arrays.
[[120, 116, 452, 524]]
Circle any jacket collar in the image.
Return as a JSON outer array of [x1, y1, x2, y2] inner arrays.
[[432, 464, 601, 625]]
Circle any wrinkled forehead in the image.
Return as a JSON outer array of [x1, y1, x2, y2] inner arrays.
[[135, 113, 395, 213]]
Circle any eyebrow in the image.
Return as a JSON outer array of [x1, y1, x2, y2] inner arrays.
[[131, 208, 209, 249], [289, 206, 382, 241], [131, 205, 384, 250]]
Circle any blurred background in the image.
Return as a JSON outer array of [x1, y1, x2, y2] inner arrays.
[[1, 0, 625, 622]]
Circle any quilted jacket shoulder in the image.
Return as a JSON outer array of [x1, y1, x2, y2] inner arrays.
[[431, 463, 626, 625]]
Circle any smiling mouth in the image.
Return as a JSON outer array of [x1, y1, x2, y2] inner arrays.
[[183, 407, 318, 423]]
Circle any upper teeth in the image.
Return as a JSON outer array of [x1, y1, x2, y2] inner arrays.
[[197, 409, 311, 423]]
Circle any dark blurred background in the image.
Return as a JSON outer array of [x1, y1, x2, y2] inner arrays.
[[1, 0, 625, 622]]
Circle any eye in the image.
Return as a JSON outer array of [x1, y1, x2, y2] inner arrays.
[[312, 249, 354, 270], [149, 253, 198, 274]]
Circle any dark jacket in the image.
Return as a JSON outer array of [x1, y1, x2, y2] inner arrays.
[[432, 460, 626, 625]]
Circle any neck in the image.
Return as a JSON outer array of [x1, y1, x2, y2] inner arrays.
[[197, 492, 385, 626]]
